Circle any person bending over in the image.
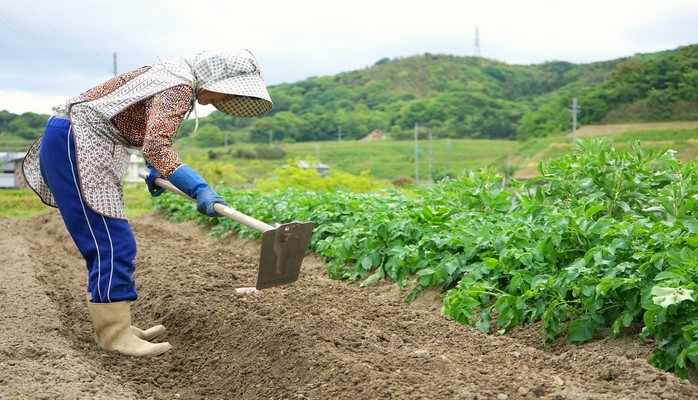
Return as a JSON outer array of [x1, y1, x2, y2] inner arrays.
[[23, 49, 273, 357]]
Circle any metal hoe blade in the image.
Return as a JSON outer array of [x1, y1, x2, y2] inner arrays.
[[256, 221, 315, 290]]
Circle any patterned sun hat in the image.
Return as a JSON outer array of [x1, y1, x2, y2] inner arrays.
[[191, 49, 273, 117]]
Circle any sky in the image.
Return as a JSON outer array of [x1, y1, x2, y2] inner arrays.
[[1, 0, 697, 116]]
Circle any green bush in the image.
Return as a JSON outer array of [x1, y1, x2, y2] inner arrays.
[[254, 157, 390, 193]]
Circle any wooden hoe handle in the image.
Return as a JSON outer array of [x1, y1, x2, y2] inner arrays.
[[138, 171, 275, 233]]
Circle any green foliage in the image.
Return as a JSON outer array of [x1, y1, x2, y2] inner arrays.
[[232, 146, 285, 160], [192, 125, 229, 147], [255, 157, 390, 193], [251, 45, 698, 141], [195, 162, 246, 186], [178, 110, 256, 139], [588, 45, 698, 123], [0, 111, 48, 141], [249, 111, 304, 143], [153, 137, 698, 378], [441, 138, 698, 378]]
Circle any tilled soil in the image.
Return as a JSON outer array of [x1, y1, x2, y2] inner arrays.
[[1, 210, 696, 399]]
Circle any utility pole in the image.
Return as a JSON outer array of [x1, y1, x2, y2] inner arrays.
[[428, 130, 433, 183], [571, 97, 579, 142], [338, 126, 342, 141], [414, 122, 419, 185], [474, 26, 481, 57], [113, 52, 117, 76], [446, 138, 452, 173], [505, 154, 512, 186]]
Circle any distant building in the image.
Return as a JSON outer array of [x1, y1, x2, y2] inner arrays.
[[124, 153, 145, 184], [361, 129, 387, 141], [0, 152, 28, 189], [0, 152, 146, 188], [297, 159, 330, 174]]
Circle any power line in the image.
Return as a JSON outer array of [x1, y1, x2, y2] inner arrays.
[[0, 6, 106, 70]]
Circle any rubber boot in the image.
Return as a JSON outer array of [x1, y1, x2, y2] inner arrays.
[[86, 293, 166, 341], [87, 301, 172, 357], [131, 324, 166, 341]]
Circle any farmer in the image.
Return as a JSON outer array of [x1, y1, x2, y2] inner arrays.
[[22, 49, 273, 357]]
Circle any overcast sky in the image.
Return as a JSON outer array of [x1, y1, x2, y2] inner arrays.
[[1, 0, 697, 116]]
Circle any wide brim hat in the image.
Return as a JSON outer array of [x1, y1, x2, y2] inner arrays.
[[192, 49, 274, 118]]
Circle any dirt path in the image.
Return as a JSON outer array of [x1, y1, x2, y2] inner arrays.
[[1, 211, 696, 399]]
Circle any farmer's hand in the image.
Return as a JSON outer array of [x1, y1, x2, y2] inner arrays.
[[144, 162, 165, 197], [194, 187, 228, 217], [169, 164, 228, 217]]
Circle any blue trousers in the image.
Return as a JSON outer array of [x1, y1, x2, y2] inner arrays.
[[39, 117, 138, 303]]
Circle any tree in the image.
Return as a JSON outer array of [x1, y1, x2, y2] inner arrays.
[[607, 59, 648, 103], [249, 111, 303, 143], [4, 112, 46, 140], [0, 110, 15, 134], [193, 125, 225, 147]]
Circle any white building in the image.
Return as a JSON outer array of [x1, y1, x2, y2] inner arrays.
[[0, 152, 146, 188], [0, 152, 27, 188]]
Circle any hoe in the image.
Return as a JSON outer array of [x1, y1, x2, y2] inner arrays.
[[139, 172, 315, 290]]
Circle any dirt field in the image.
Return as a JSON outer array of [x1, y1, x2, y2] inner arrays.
[[1, 210, 697, 399]]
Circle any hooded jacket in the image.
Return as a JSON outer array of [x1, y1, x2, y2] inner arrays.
[[22, 49, 272, 220]]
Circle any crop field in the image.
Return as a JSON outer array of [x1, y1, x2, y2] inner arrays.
[[2, 134, 698, 399]]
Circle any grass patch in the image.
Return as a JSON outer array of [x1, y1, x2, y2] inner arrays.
[[176, 138, 520, 182], [0, 136, 34, 152], [124, 184, 156, 218], [0, 189, 50, 218], [0, 186, 155, 219], [612, 128, 698, 142]]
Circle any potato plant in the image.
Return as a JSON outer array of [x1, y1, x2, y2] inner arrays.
[[153, 138, 698, 378]]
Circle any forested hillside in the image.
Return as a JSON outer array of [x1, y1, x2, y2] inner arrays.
[[2, 44, 697, 145], [196, 44, 697, 143]]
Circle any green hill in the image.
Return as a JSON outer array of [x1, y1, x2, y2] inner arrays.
[[175, 43, 698, 143]]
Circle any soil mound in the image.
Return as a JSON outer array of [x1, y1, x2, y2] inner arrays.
[[1, 211, 695, 399]]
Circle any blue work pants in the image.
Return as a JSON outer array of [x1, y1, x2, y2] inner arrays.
[[38, 117, 137, 303]]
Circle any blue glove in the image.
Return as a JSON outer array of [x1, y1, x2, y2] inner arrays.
[[169, 164, 228, 217], [144, 162, 165, 197]]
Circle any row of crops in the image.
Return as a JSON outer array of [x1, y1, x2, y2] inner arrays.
[[153, 138, 698, 378]]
